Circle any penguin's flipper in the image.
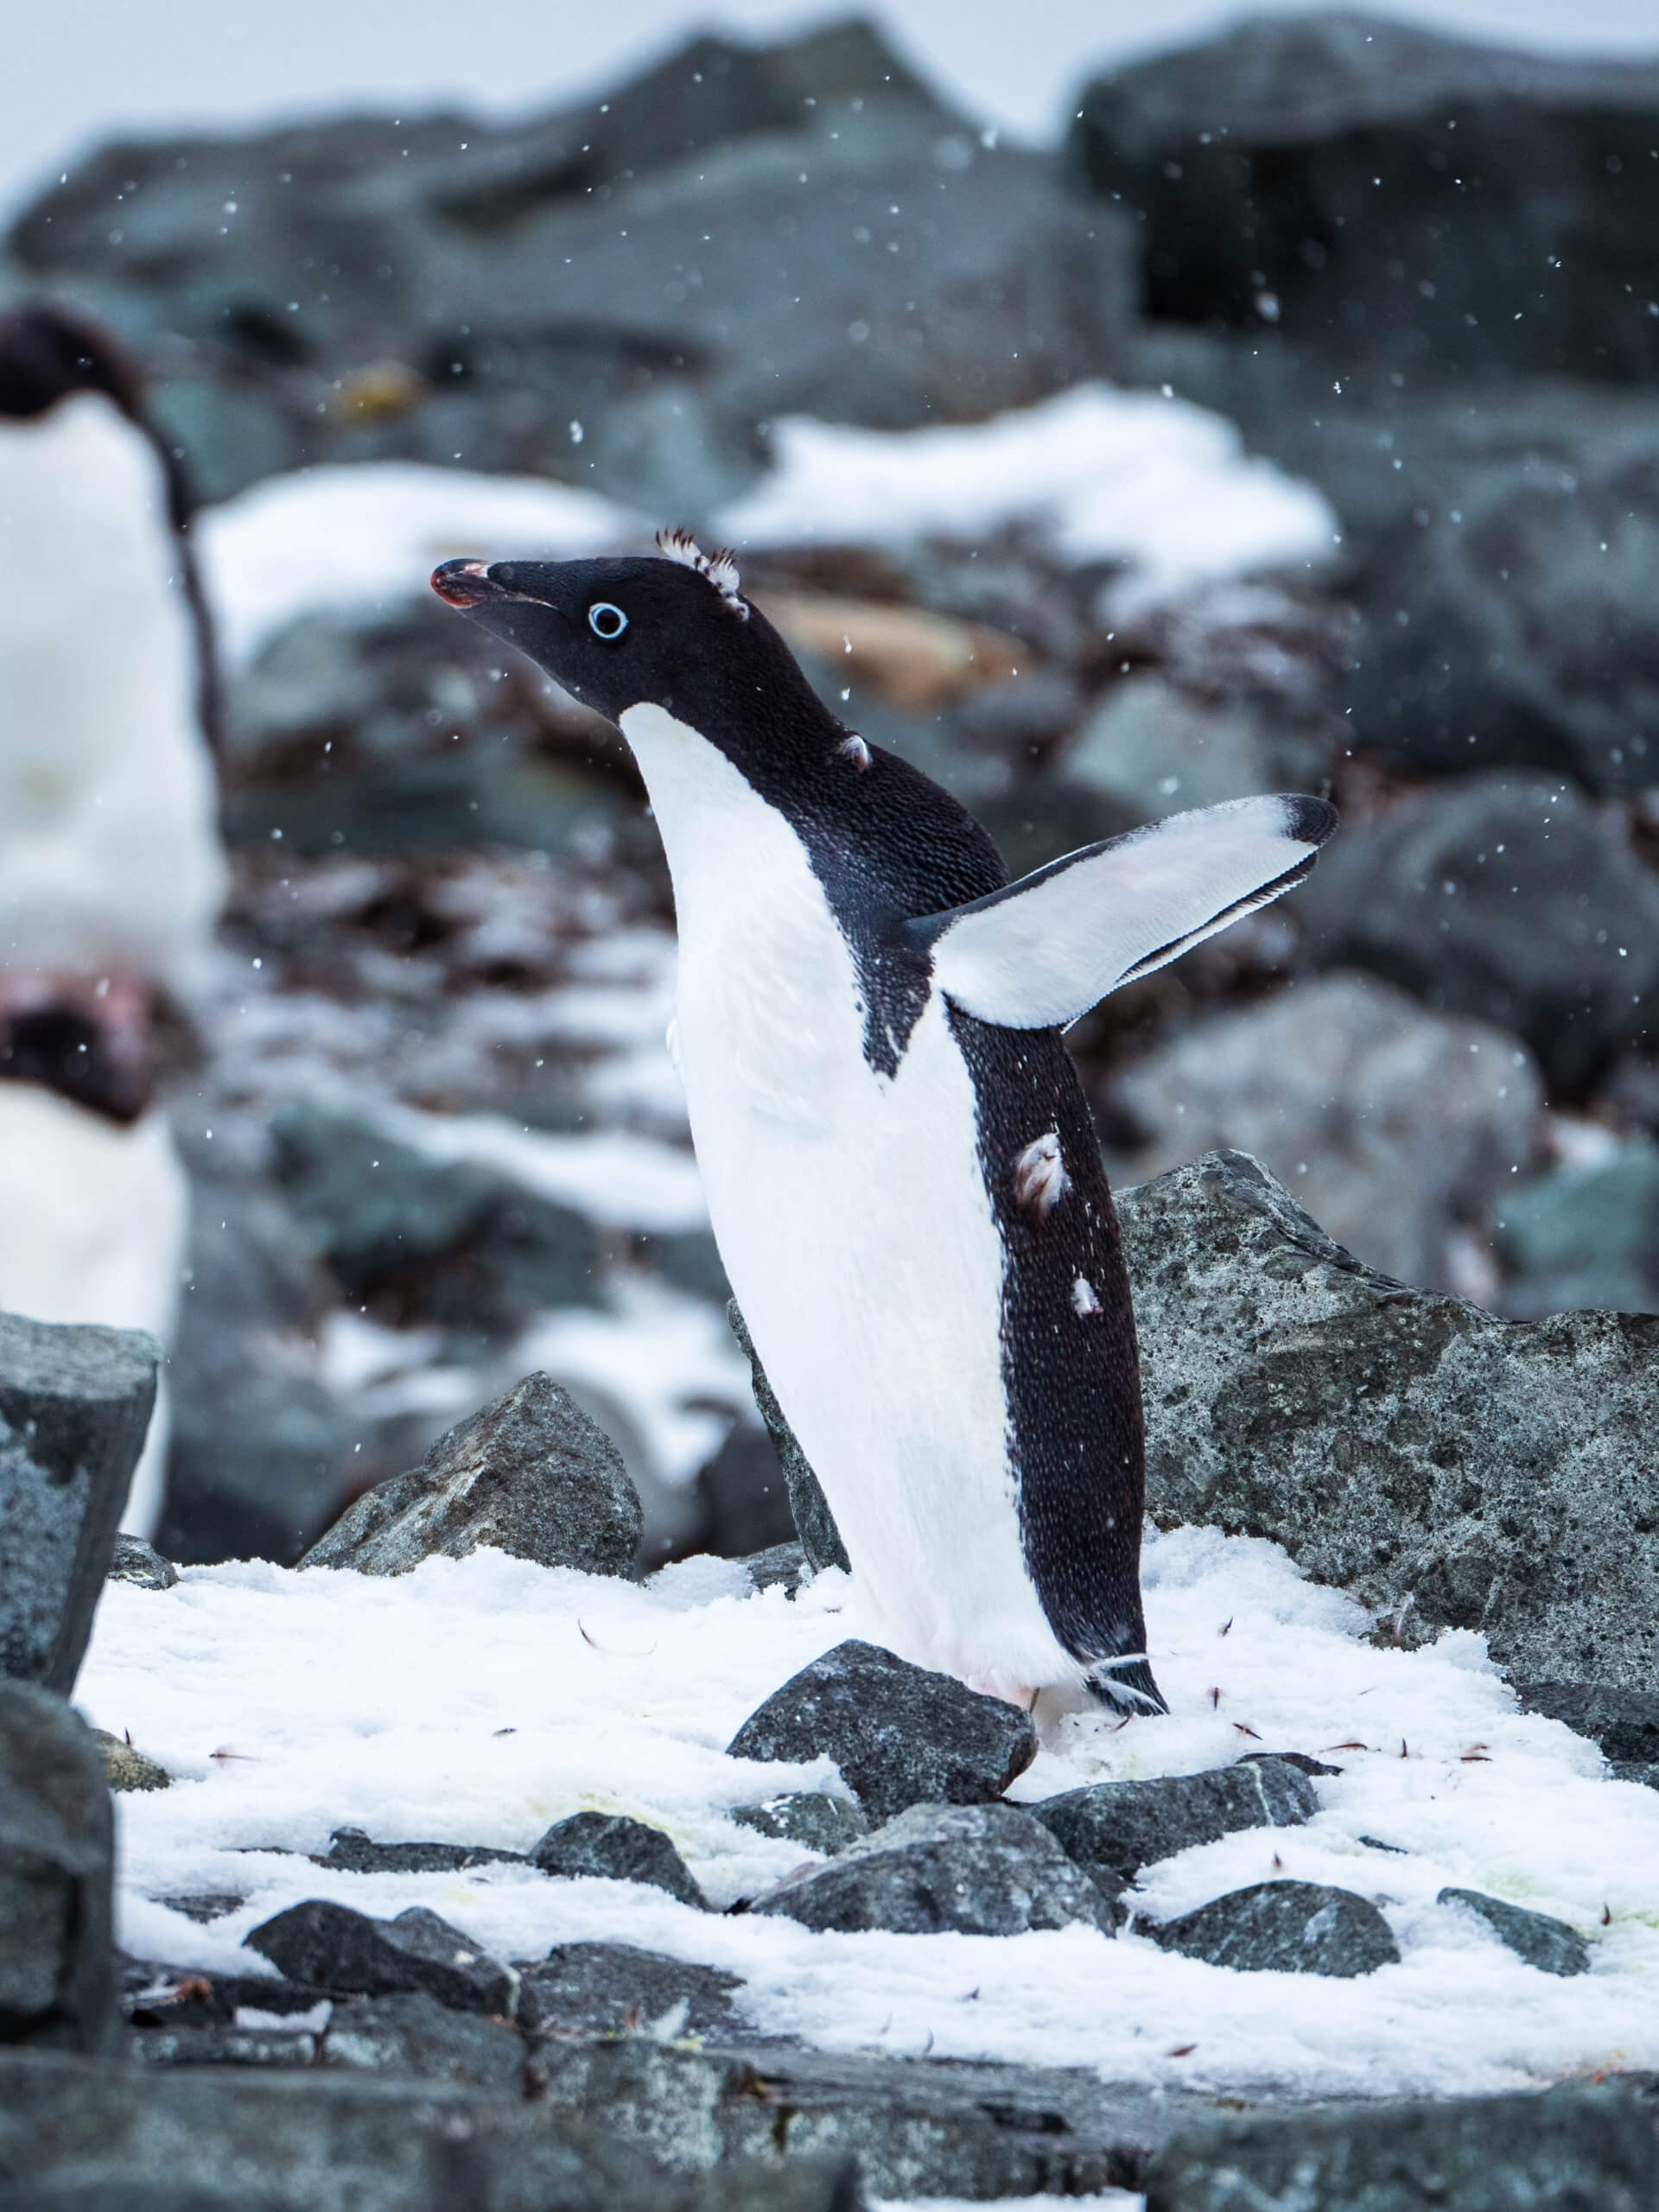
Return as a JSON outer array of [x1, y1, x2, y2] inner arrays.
[[908, 794, 1337, 1030]]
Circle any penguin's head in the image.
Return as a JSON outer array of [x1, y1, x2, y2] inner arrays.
[[432, 531, 833, 771], [0, 303, 143, 423]]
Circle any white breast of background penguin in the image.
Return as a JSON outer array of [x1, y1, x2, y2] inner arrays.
[[0, 391, 225, 982], [622, 701, 1077, 1694]]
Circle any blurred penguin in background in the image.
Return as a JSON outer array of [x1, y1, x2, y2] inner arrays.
[[0, 303, 226, 1535]]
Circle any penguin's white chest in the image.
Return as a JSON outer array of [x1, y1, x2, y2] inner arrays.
[[620, 704, 1079, 1693]]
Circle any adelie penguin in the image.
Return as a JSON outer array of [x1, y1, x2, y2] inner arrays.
[[0, 304, 227, 1537], [434, 535, 1336, 1715]]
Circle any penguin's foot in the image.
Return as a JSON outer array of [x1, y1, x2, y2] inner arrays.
[[966, 1674, 1039, 1712], [1084, 1653, 1169, 1718]]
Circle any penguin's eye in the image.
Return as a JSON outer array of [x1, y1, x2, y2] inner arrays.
[[588, 601, 628, 642]]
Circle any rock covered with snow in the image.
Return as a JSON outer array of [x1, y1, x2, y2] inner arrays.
[[1032, 1758, 1319, 1903], [753, 1801, 1115, 1938], [0, 1684, 120, 2056], [300, 1372, 642, 1580], [530, 1814, 705, 1911], [1147, 1879, 1400, 1979], [727, 1639, 1036, 1822], [1435, 1889, 1589, 1979], [1120, 1149, 1659, 1688], [0, 1310, 157, 1694]]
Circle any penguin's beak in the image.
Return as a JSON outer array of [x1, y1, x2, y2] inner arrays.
[[430, 558, 504, 608]]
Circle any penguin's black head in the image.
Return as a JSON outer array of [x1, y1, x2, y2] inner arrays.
[[431, 533, 832, 766], [0, 304, 143, 423]]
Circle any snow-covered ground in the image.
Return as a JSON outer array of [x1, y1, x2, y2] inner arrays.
[[82, 1522, 1659, 2103], [716, 385, 1341, 619]]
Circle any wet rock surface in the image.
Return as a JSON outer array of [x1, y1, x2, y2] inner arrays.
[[1146, 1880, 1401, 1978], [1142, 2081, 1659, 2212], [732, 1793, 869, 1856], [1032, 1758, 1319, 1893], [0, 1312, 158, 1694], [244, 1900, 514, 2015], [1437, 1888, 1590, 1977], [530, 1813, 705, 1909], [727, 1305, 849, 1574], [1119, 1149, 1659, 1686], [518, 1943, 747, 2043], [300, 1371, 641, 1579], [753, 1801, 1116, 1937], [0, 1685, 119, 2055], [728, 1640, 1038, 1822]]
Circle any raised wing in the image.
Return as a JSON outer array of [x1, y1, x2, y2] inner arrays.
[[907, 794, 1337, 1031]]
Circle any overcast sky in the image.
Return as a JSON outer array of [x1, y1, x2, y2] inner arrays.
[[8, 0, 1659, 219]]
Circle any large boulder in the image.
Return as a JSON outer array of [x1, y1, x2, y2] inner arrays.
[[1118, 1148, 1659, 1686], [0, 1310, 156, 1693], [300, 1371, 641, 1578], [1298, 776, 1659, 1095], [1109, 971, 1542, 1294], [1071, 12, 1659, 386], [0, 1684, 119, 2055]]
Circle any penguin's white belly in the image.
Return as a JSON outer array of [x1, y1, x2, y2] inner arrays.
[[620, 703, 1077, 1693]]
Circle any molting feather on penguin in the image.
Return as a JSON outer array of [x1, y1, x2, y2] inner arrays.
[[433, 533, 1337, 1717], [0, 304, 228, 1536]]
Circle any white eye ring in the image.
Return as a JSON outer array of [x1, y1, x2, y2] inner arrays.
[[588, 601, 628, 641]]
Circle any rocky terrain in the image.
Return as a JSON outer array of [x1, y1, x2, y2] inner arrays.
[[4, 7, 1659, 2204]]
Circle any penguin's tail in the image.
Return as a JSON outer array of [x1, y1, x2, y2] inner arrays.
[[1085, 1652, 1169, 1718]]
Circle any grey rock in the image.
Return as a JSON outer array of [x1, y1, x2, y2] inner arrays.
[[1071, 13, 1659, 387], [1515, 1681, 1659, 1765], [518, 1943, 745, 2043], [1142, 2080, 1659, 2212], [91, 1732, 170, 1795], [160, 1168, 357, 1567], [1496, 1140, 1659, 1318], [531, 1814, 705, 1910], [300, 1371, 640, 1579], [0, 1311, 157, 1693], [151, 1894, 246, 1925], [106, 1536, 177, 1592], [737, 1542, 809, 1597], [1119, 1149, 1659, 1687], [320, 1827, 526, 1876], [244, 1901, 513, 2016], [692, 1424, 799, 1562], [1032, 1758, 1319, 1896], [753, 1802, 1115, 1937], [1058, 677, 1332, 824], [732, 1794, 868, 1857], [321, 1992, 526, 2091], [1437, 1887, 1589, 1977], [1110, 973, 1541, 1295], [0, 2048, 714, 2212], [0, 1684, 119, 2054], [726, 1305, 849, 1574], [526, 2035, 1233, 2199], [1612, 1764, 1659, 1793], [727, 1639, 1036, 1824], [270, 1100, 599, 1329], [1299, 776, 1659, 1095], [1146, 1880, 1400, 1978]]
